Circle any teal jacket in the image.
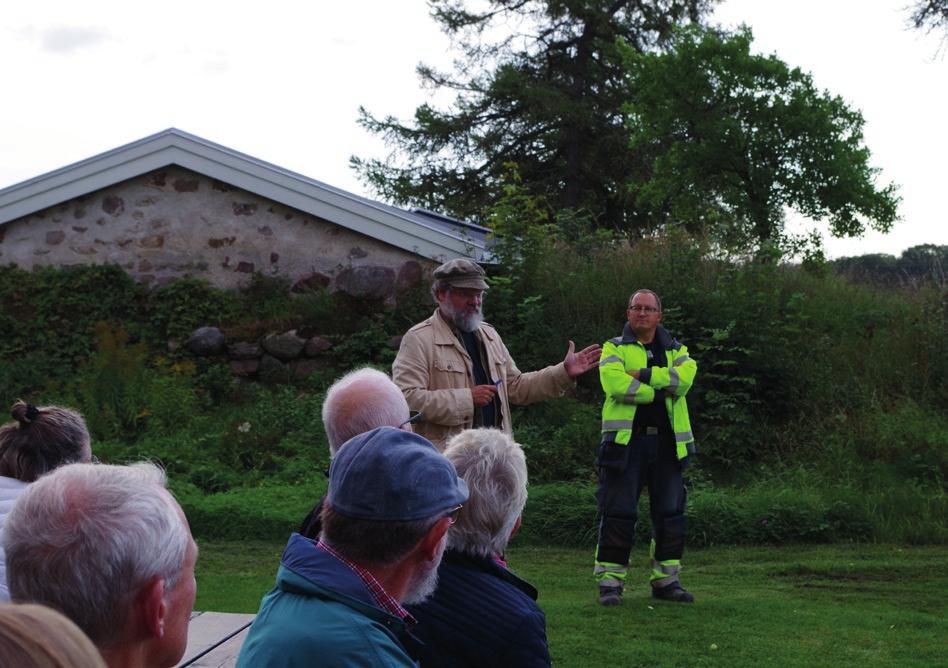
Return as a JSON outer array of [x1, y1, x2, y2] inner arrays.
[[236, 534, 418, 668]]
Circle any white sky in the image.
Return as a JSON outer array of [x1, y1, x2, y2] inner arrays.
[[1, 0, 945, 258]]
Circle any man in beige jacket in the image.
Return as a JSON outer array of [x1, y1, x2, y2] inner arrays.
[[393, 259, 601, 450]]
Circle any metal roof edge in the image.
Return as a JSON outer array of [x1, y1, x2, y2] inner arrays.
[[0, 129, 489, 260]]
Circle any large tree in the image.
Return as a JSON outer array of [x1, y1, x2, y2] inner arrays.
[[908, 1, 948, 36], [622, 26, 900, 250], [351, 0, 715, 227]]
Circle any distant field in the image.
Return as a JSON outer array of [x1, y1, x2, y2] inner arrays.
[[195, 541, 947, 667]]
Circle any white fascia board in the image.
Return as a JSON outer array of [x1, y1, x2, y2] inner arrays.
[[0, 131, 488, 262]]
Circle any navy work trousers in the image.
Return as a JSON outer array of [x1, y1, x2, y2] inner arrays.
[[595, 431, 687, 566]]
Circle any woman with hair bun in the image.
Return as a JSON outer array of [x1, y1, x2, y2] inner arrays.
[[0, 401, 92, 601]]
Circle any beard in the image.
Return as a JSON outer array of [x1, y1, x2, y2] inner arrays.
[[401, 534, 447, 605], [441, 300, 483, 333]]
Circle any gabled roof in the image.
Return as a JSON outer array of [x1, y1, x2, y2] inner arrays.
[[0, 128, 493, 262]]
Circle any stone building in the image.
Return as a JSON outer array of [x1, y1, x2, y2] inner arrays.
[[0, 129, 491, 297]]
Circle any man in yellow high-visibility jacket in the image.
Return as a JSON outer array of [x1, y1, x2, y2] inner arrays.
[[595, 289, 697, 605]]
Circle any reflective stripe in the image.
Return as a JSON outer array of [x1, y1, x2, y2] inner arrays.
[[650, 559, 681, 586], [625, 378, 641, 396], [673, 355, 691, 367], [602, 420, 634, 431], [668, 368, 680, 393], [651, 560, 680, 575], [594, 564, 628, 576], [599, 355, 622, 367], [675, 430, 693, 442], [594, 563, 628, 585]]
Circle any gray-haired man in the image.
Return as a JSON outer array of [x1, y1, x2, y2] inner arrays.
[[298, 366, 415, 539], [3, 462, 198, 668], [393, 258, 601, 450]]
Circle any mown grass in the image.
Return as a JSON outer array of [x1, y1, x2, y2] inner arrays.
[[195, 541, 947, 667]]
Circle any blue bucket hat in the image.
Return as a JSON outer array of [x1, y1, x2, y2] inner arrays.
[[327, 427, 469, 521]]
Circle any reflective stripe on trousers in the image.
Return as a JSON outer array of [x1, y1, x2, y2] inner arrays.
[[650, 559, 681, 587], [594, 561, 628, 586]]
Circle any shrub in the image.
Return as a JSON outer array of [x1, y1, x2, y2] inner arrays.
[[0, 264, 145, 396], [176, 483, 324, 541], [513, 398, 599, 483], [516, 483, 599, 547], [145, 278, 237, 345]]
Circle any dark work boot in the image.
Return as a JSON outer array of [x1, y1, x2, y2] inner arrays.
[[651, 582, 695, 603], [598, 584, 623, 606]]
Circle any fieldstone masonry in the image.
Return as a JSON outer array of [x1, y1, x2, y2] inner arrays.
[[185, 324, 402, 383], [0, 166, 432, 294]]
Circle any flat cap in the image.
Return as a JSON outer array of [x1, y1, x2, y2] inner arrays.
[[327, 427, 469, 521], [433, 258, 489, 291]]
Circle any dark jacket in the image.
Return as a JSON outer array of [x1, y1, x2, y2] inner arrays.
[[299, 496, 324, 539], [406, 549, 551, 668], [237, 533, 419, 667]]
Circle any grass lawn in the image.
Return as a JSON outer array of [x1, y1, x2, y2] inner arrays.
[[195, 541, 947, 667]]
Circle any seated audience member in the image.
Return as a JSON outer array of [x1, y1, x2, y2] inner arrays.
[[0, 400, 92, 602], [238, 427, 468, 668], [0, 603, 106, 668], [407, 428, 551, 667], [299, 367, 414, 539], [2, 463, 198, 668]]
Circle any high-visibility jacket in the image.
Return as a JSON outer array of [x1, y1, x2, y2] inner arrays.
[[599, 323, 697, 460]]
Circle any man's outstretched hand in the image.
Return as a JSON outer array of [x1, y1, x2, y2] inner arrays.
[[563, 340, 602, 378]]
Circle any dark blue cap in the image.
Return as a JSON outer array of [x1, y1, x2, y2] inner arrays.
[[327, 427, 469, 521]]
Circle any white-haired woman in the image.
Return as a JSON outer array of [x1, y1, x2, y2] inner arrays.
[[406, 428, 550, 667]]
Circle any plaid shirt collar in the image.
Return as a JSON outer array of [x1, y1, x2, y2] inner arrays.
[[316, 540, 417, 626]]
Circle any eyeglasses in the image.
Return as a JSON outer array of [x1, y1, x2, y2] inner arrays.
[[399, 411, 423, 428], [444, 504, 463, 525], [628, 305, 659, 314]]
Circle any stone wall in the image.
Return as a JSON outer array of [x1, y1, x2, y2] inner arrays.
[[0, 166, 431, 296], [183, 326, 404, 382]]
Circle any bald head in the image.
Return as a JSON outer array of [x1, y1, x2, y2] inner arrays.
[[321, 368, 411, 455]]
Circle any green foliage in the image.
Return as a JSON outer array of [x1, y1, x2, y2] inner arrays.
[[621, 25, 900, 252], [860, 401, 948, 484], [515, 476, 884, 548], [180, 483, 320, 541], [513, 398, 599, 483], [0, 264, 145, 396], [75, 324, 153, 440], [328, 315, 399, 368], [685, 320, 759, 468], [3, 236, 944, 550], [833, 243, 947, 288], [145, 278, 238, 344], [516, 483, 599, 547], [215, 384, 328, 479]]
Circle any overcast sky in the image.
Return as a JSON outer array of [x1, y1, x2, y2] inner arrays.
[[1, 0, 944, 259]]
